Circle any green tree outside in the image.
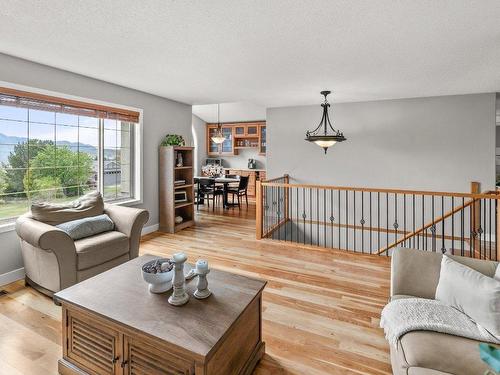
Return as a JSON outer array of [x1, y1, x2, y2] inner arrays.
[[23, 145, 94, 199]]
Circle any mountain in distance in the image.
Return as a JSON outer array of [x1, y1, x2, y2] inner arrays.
[[0, 133, 118, 163]]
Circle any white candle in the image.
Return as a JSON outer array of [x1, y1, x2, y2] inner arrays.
[[196, 259, 209, 273]]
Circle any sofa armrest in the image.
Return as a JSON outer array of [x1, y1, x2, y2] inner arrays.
[[104, 204, 149, 258], [16, 214, 77, 289], [391, 248, 443, 300]]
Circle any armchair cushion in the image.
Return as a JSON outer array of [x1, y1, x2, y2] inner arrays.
[[30, 191, 104, 225], [75, 231, 129, 270], [56, 214, 114, 240]]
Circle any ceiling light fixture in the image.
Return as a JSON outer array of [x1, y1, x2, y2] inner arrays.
[[305, 91, 346, 154], [211, 104, 226, 144]]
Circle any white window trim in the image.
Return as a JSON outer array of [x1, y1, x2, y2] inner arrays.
[[0, 80, 144, 233]]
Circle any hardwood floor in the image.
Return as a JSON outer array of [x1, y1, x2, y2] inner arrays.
[[0, 203, 392, 375]]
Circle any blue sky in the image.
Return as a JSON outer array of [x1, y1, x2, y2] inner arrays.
[[0, 105, 127, 148]]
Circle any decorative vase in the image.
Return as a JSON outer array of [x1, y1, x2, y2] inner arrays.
[[175, 216, 183, 224]]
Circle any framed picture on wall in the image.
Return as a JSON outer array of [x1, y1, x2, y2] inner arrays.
[[174, 190, 188, 203]]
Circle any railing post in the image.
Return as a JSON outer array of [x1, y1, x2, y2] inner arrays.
[[256, 180, 263, 239], [284, 174, 289, 221], [471, 181, 480, 258]]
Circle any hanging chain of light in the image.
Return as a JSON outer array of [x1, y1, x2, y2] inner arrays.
[[211, 104, 226, 144], [305, 91, 346, 154]]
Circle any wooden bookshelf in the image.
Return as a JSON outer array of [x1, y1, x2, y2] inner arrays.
[[159, 146, 195, 233]]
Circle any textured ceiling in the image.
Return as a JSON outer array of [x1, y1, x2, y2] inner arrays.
[[1, 1, 500, 107]]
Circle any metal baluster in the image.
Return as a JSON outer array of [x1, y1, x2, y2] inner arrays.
[[479, 199, 482, 258], [303, 188, 306, 245], [441, 196, 445, 253], [431, 195, 435, 252], [324, 189, 327, 248], [309, 189, 312, 246], [353, 190, 356, 251], [386, 193, 389, 255], [295, 187, 300, 243], [338, 190, 341, 250], [394, 193, 398, 252], [461, 197, 464, 256], [316, 188, 319, 247], [451, 197, 454, 255], [346, 190, 349, 251], [403, 194, 406, 247], [330, 189, 334, 248], [489, 198, 492, 260], [469, 202, 473, 258], [369, 192, 372, 254], [412, 194, 416, 249], [377, 192, 381, 252], [421, 195, 425, 251], [361, 191, 365, 253]]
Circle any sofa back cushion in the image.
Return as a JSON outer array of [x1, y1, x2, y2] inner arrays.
[[391, 248, 498, 299], [30, 191, 104, 225], [436, 255, 500, 336], [56, 214, 115, 240]]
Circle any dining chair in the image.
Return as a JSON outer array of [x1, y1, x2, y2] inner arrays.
[[227, 176, 249, 208], [197, 178, 223, 211]]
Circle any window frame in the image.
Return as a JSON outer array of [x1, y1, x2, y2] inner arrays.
[[0, 81, 143, 233]]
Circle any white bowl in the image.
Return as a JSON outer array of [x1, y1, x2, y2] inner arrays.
[[142, 259, 174, 293], [141, 259, 193, 294]]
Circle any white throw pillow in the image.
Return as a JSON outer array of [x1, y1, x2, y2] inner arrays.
[[436, 255, 500, 337], [495, 264, 500, 281]]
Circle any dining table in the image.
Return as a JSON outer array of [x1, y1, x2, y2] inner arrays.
[[194, 175, 240, 209]]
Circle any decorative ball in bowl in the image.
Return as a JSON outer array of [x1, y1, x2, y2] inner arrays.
[[141, 258, 174, 293]]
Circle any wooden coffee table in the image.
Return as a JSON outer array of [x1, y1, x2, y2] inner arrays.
[[54, 254, 267, 375]]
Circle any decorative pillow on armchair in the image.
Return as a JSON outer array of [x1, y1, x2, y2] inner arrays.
[[30, 191, 104, 225], [56, 214, 115, 240]]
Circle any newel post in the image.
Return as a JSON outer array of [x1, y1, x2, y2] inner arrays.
[[470, 181, 480, 258], [256, 180, 263, 240]]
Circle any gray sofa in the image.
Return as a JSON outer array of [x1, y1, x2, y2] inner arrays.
[[389, 248, 499, 375], [16, 194, 149, 298]]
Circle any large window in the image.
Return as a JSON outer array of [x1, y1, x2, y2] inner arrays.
[[0, 88, 140, 224]]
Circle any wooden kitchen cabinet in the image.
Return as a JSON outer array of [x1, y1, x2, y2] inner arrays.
[[207, 125, 236, 156], [207, 122, 265, 156]]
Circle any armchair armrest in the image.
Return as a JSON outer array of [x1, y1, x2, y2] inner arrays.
[[104, 204, 149, 259], [16, 214, 77, 289]]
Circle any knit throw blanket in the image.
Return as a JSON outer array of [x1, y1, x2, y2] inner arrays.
[[380, 298, 500, 347]]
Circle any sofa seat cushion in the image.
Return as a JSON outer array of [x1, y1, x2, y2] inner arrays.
[[394, 330, 492, 375], [75, 231, 129, 270]]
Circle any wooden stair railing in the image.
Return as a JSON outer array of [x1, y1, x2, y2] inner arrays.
[[256, 178, 500, 261]]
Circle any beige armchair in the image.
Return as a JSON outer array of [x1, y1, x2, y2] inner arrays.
[[16, 203, 149, 299]]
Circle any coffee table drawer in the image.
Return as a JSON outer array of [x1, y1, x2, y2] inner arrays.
[[124, 336, 195, 375], [66, 310, 121, 375]]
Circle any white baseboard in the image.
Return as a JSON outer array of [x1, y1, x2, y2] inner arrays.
[[0, 267, 25, 288], [142, 223, 159, 236]]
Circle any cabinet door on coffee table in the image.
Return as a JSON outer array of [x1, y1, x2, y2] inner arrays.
[[123, 336, 195, 375], [66, 310, 122, 375]]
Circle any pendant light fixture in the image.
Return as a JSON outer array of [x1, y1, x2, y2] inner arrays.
[[211, 104, 226, 144], [305, 91, 346, 154]]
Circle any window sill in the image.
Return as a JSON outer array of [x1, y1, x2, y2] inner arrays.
[[0, 197, 143, 234]]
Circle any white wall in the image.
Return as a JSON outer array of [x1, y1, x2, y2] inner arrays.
[[192, 114, 206, 175], [267, 93, 496, 192], [0, 53, 192, 280]]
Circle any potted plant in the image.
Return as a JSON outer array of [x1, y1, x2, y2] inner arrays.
[[161, 134, 185, 147]]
